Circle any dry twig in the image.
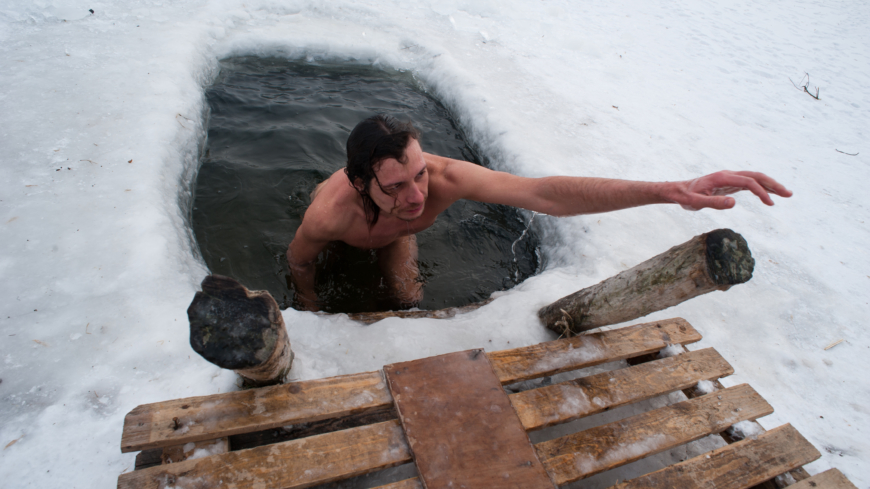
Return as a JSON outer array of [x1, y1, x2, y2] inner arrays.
[[789, 73, 820, 100]]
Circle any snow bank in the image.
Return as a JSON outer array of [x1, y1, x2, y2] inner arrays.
[[0, 0, 867, 487]]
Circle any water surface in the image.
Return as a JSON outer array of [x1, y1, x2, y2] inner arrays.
[[193, 58, 541, 313]]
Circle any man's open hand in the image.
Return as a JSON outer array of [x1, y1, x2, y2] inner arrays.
[[667, 170, 793, 211]]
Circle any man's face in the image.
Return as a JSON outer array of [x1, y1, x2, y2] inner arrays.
[[367, 139, 429, 222]]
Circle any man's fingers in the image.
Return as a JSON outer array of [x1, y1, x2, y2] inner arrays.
[[687, 194, 736, 210], [679, 170, 791, 211], [705, 173, 774, 206], [733, 171, 793, 198]]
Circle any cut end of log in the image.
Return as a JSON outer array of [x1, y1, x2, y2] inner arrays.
[[538, 228, 755, 336], [705, 229, 754, 286], [188, 275, 287, 371]]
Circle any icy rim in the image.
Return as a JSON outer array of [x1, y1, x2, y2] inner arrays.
[[1, 1, 868, 487]]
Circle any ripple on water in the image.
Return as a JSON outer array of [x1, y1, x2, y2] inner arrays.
[[193, 57, 541, 313]]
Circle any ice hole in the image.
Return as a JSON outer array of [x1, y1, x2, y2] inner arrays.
[[192, 57, 541, 313]]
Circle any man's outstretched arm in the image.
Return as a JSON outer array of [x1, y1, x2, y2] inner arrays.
[[437, 156, 792, 216]]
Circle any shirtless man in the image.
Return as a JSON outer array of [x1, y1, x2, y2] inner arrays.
[[287, 114, 792, 311]]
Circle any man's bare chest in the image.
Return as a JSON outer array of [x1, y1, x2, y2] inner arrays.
[[339, 212, 439, 249]]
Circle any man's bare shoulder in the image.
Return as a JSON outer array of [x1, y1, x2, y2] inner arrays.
[[298, 170, 362, 241], [422, 153, 475, 201], [423, 152, 503, 202]]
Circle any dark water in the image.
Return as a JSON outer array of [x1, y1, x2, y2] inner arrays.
[[192, 58, 541, 313]]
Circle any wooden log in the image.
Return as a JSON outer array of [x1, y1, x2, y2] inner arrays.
[[511, 347, 734, 431], [535, 383, 773, 485], [187, 274, 294, 386], [538, 228, 754, 335], [606, 424, 821, 489]]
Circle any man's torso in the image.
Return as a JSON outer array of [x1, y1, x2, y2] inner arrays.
[[304, 153, 457, 250]]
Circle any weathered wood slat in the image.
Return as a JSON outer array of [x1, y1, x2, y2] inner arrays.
[[606, 424, 820, 489], [385, 350, 554, 489], [121, 371, 392, 453], [228, 404, 397, 451], [372, 478, 424, 489], [535, 384, 773, 486], [489, 318, 701, 385], [121, 318, 700, 452], [117, 420, 412, 489], [789, 469, 858, 489], [511, 347, 733, 431], [629, 348, 815, 489]]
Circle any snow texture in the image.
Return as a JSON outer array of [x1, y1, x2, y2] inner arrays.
[[695, 380, 718, 395], [0, 0, 868, 487], [657, 344, 685, 358], [727, 420, 764, 441]]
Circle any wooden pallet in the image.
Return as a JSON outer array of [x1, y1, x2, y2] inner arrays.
[[117, 318, 855, 488]]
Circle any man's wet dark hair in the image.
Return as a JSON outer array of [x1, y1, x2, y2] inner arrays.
[[345, 114, 420, 227]]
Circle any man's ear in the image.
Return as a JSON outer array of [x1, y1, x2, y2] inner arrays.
[[352, 178, 366, 193]]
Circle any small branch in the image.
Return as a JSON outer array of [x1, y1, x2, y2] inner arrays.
[[835, 149, 858, 156], [789, 72, 820, 100]]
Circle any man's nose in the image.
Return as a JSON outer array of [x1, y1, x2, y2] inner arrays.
[[406, 182, 425, 204]]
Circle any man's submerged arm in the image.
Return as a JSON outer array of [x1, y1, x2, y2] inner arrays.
[[437, 156, 792, 215], [286, 224, 329, 311]]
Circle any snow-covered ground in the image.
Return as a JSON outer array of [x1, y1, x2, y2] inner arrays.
[[1, 1, 867, 487]]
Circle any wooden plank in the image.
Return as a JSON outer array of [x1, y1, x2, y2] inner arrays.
[[488, 318, 701, 385], [117, 420, 411, 489], [120, 317, 698, 452], [511, 347, 734, 431], [120, 370, 392, 452], [384, 350, 554, 489], [372, 478, 424, 489], [630, 347, 814, 489], [606, 424, 821, 489], [789, 469, 858, 489], [228, 404, 396, 451], [535, 384, 773, 486]]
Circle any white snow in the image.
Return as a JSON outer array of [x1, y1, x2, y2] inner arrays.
[[657, 344, 685, 359], [694, 379, 718, 395], [1, 0, 867, 487], [187, 440, 227, 461], [727, 420, 765, 441]]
